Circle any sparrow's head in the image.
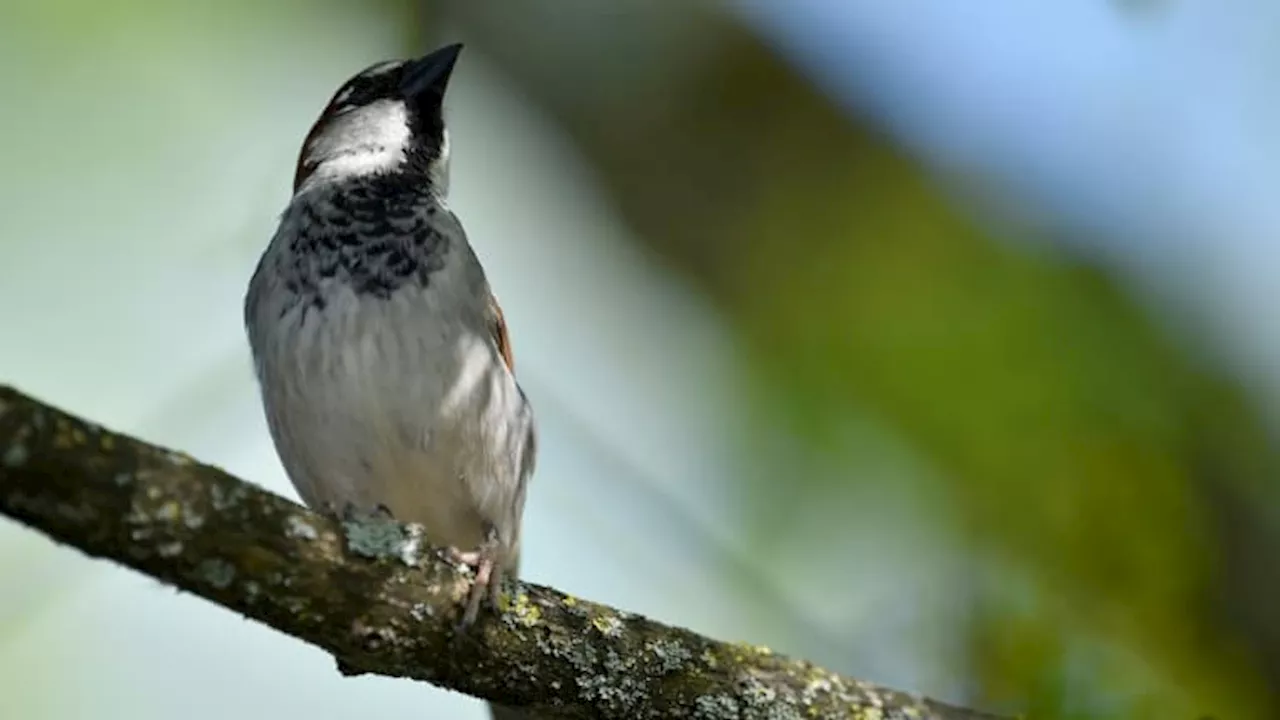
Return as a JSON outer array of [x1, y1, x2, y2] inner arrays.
[[293, 43, 462, 194]]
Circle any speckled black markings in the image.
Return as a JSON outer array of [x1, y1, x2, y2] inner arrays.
[[283, 175, 451, 313]]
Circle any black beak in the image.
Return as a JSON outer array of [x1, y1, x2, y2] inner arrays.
[[400, 43, 463, 103]]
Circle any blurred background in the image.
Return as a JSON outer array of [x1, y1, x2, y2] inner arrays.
[[3, 1, 1280, 718]]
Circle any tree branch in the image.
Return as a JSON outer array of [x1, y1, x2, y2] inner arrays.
[[0, 385, 1004, 720]]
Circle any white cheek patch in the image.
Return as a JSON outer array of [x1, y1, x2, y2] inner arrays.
[[317, 145, 405, 180], [302, 99, 412, 186]]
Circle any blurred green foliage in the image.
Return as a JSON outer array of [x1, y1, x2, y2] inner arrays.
[[732, 114, 1277, 720], [443, 4, 1280, 718]]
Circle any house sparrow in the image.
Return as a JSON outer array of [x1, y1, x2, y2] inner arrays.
[[243, 43, 537, 717]]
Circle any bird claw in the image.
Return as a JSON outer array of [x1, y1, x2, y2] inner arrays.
[[327, 506, 504, 629], [443, 529, 505, 630]]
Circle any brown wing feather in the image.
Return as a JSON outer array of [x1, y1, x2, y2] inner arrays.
[[489, 293, 515, 372]]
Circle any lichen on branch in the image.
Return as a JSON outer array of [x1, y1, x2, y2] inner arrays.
[[0, 384, 1004, 720]]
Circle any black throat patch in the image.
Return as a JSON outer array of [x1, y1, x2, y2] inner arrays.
[[283, 174, 451, 308]]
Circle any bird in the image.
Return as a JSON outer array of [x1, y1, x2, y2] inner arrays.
[[243, 43, 537, 719]]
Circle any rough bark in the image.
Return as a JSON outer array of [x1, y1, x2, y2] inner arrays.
[[0, 384, 1005, 720]]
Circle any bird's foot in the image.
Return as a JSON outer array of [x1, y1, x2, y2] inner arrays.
[[442, 527, 505, 630]]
